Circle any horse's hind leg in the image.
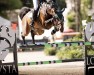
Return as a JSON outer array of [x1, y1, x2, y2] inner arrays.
[[31, 30, 35, 44], [21, 35, 27, 46]]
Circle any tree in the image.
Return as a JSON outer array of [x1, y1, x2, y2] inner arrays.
[[0, 0, 22, 18], [0, 0, 22, 11], [67, 0, 82, 32], [74, 0, 82, 32], [21, 0, 33, 8], [81, 0, 92, 19], [57, 0, 66, 9], [91, 0, 94, 12]]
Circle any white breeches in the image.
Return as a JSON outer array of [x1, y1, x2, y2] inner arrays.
[[32, 0, 38, 10]]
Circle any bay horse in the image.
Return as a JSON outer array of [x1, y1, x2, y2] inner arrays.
[[19, 2, 64, 45]]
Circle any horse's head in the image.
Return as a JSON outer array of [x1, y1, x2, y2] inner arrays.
[[40, 2, 65, 33], [52, 8, 65, 32], [47, 7, 65, 34]]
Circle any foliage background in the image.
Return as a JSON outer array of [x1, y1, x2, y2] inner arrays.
[[0, 0, 93, 36]]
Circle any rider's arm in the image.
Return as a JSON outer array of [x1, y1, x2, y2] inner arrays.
[[32, 0, 38, 10], [39, 0, 47, 3]]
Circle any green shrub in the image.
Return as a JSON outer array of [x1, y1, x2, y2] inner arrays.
[[88, 49, 94, 55], [68, 49, 83, 58], [67, 11, 76, 30], [65, 34, 83, 42], [44, 34, 94, 59], [56, 47, 71, 59], [56, 46, 83, 60], [44, 47, 57, 56], [84, 46, 94, 55]]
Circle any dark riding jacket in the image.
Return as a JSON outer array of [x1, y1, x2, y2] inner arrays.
[[38, 0, 56, 4]]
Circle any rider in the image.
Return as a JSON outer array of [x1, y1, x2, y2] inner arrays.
[[31, 0, 56, 28]]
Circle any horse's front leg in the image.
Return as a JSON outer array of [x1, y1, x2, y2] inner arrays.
[[50, 33, 55, 43], [50, 27, 58, 43], [21, 35, 27, 46], [51, 27, 58, 35], [31, 30, 35, 44], [60, 22, 64, 32]]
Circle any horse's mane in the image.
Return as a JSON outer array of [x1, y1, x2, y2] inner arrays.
[[19, 7, 31, 20]]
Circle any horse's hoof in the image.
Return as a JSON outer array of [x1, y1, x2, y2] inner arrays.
[[22, 44, 28, 46], [51, 30, 56, 35]]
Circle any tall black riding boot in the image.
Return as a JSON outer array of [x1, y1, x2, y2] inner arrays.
[[30, 10, 38, 29]]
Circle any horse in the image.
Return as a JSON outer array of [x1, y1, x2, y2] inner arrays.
[[18, 2, 64, 45]]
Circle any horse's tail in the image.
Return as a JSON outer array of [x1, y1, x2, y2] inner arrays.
[[19, 7, 31, 20]]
